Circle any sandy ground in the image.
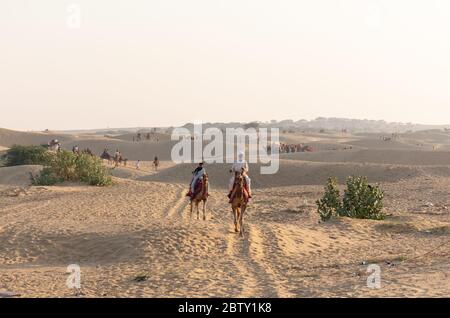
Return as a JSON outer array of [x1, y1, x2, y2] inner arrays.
[[0, 129, 449, 297]]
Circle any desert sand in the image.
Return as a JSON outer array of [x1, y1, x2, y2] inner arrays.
[[0, 128, 449, 297]]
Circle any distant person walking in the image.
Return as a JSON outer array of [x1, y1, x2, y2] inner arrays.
[[153, 156, 159, 171], [114, 149, 121, 168]]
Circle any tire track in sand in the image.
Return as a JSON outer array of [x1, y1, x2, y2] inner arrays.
[[165, 184, 190, 222], [206, 193, 283, 297], [160, 186, 294, 297], [247, 225, 295, 297]]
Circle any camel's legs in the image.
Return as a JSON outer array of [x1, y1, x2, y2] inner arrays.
[[232, 208, 237, 232], [196, 202, 200, 220], [189, 202, 193, 219], [237, 208, 241, 233], [239, 205, 246, 237], [233, 207, 240, 233], [202, 200, 206, 220]]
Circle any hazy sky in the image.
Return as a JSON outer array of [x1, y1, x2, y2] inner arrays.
[[1, 0, 449, 130]]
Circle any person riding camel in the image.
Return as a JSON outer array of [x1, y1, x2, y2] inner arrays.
[[186, 162, 206, 200], [72, 145, 80, 155], [228, 151, 252, 201]]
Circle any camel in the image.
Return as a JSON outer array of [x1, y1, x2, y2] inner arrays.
[[230, 171, 248, 237], [100, 150, 113, 165], [118, 156, 128, 166], [189, 173, 209, 220], [112, 154, 127, 168]]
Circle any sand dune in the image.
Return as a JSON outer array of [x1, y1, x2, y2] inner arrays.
[[281, 149, 450, 166], [0, 175, 448, 297], [403, 130, 450, 141], [344, 131, 450, 151], [0, 128, 175, 161], [0, 165, 42, 187], [138, 160, 434, 188], [344, 138, 423, 150], [0, 128, 76, 148], [0, 127, 449, 297]]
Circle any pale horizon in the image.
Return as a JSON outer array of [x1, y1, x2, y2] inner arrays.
[[2, 115, 450, 133], [2, 0, 450, 131]]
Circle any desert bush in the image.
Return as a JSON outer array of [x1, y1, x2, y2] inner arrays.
[[4, 145, 53, 166], [50, 150, 79, 181], [316, 176, 385, 221], [316, 177, 342, 221], [32, 150, 112, 186], [74, 153, 112, 186], [31, 167, 64, 186], [2, 145, 111, 186], [341, 176, 385, 220]]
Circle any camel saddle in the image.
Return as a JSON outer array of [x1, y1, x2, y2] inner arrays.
[[229, 181, 250, 203], [187, 179, 208, 199]]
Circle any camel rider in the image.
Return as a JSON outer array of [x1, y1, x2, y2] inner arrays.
[[188, 162, 205, 197], [228, 152, 252, 199]]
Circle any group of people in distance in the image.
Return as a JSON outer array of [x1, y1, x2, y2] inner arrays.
[[135, 156, 160, 171], [133, 132, 159, 143], [266, 143, 312, 154], [72, 145, 93, 156]]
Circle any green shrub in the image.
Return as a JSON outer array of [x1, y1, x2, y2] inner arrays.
[[31, 167, 64, 186], [74, 154, 112, 186], [316, 177, 342, 221], [316, 176, 385, 221], [341, 176, 385, 220], [4, 145, 53, 166], [32, 150, 112, 186], [2, 145, 111, 186]]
